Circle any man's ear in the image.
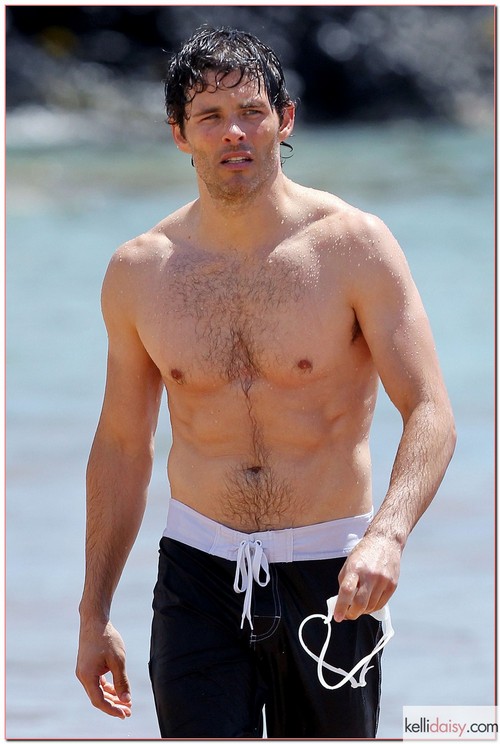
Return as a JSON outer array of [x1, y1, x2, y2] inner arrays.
[[171, 123, 192, 154], [278, 103, 296, 143]]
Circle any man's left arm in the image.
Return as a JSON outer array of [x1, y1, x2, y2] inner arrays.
[[334, 214, 456, 622]]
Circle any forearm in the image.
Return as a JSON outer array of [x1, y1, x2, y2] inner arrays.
[[334, 397, 455, 621], [367, 397, 456, 547], [79, 434, 154, 623]]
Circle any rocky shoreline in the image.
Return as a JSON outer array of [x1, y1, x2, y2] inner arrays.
[[6, 5, 494, 147]]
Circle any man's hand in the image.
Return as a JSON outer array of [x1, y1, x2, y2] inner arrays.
[[334, 533, 402, 622], [76, 620, 132, 719]]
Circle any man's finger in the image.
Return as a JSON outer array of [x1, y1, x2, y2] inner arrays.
[[334, 571, 359, 622], [99, 675, 130, 702], [109, 659, 132, 706], [83, 675, 132, 719]]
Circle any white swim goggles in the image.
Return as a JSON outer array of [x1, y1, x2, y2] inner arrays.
[[298, 595, 394, 690]]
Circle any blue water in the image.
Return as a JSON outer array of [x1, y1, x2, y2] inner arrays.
[[6, 122, 494, 739]]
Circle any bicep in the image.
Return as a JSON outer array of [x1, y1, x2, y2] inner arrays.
[[352, 226, 447, 420], [100, 335, 163, 447], [96, 257, 164, 450]]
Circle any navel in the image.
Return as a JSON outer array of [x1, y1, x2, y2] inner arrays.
[[246, 465, 263, 476], [297, 358, 313, 371]]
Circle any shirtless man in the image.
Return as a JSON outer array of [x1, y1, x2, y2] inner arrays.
[[76, 27, 456, 738]]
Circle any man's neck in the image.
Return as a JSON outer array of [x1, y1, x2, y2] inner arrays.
[[192, 173, 295, 256]]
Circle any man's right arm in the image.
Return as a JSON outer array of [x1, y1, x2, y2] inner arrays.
[[76, 247, 164, 718]]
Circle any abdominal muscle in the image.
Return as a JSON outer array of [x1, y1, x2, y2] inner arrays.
[[165, 380, 375, 532]]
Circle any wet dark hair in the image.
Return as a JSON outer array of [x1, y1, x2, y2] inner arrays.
[[165, 26, 294, 132]]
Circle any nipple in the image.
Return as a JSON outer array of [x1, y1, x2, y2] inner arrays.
[[171, 368, 185, 384], [297, 358, 313, 371]]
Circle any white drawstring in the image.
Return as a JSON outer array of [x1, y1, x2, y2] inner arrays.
[[298, 595, 394, 689], [233, 539, 271, 629]]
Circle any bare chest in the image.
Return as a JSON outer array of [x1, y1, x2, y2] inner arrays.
[[137, 247, 356, 388]]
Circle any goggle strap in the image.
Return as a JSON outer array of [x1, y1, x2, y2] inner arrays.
[[298, 595, 395, 690]]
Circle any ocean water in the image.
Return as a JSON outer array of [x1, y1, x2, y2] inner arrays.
[[6, 122, 494, 739]]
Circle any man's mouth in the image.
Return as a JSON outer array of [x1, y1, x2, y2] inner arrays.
[[221, 153, 253, 164]]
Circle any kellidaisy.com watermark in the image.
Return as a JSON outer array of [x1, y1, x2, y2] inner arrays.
[[403, 706, 498, 740]]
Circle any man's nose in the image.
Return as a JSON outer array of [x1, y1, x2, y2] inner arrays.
[[223, 119, 246, 142]]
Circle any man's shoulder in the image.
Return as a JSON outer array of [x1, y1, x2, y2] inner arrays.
[[111, 231, 169, 268], [292, 186, 406, 279], [294, 185, 387, 243], [109, 201, 195, 268], [291, 182, 377, 224]]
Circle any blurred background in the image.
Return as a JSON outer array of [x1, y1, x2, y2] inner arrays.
[[6, 5, 495, 740], [6, 4, 494, 139]]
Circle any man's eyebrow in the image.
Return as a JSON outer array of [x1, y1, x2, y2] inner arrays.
[[240, 99, 267, 109], [191, 98, 267, 117], [191, 105, 222, 118]]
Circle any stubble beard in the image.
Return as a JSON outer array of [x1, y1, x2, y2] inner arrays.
[[195, 145, 281, 209]]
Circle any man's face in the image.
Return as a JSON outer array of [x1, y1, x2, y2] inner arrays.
[[172, 70, 294, 205]]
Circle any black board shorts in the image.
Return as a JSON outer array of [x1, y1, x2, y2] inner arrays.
[[149, 536, 383, 738]]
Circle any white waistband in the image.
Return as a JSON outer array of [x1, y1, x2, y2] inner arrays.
[[164, 499, 373, 630], [163, 498, 373, 563]]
